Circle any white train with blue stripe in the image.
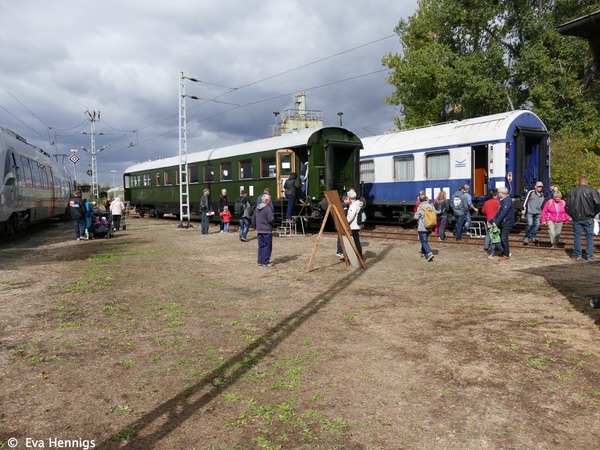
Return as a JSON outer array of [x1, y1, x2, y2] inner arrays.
[[359, 111, 550, 223]]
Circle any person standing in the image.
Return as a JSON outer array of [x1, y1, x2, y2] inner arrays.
[[451, 186, 468, 241], [462, 184, 479, 234], [489, 186, 515, 261], [218, 188, 228, 233], [565, 177, 600, 261], [252, 194, 275, 266], [414, 193, 435, 261], [199, 188, 211, 235], [219, 206, 232, 233], [481, 190, 500, 250], [346, 190, 364, 259], [68, 191, 86, 241], [541, 190, 570, 248], [237, 190, 252, 242], [283, 172, 301, 220], [110, 196, 125, 231], [84, 198, 94, 239], [522, 181, 545, 245], [433, 191, 449, 241]]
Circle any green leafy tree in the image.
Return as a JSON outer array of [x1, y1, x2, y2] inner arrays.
[[383, 0, 600, 136]]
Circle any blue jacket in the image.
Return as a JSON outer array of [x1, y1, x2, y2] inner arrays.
[[492, 196, 515, 228]]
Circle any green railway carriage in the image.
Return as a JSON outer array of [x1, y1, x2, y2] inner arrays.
[[123, 126, 363, 222]]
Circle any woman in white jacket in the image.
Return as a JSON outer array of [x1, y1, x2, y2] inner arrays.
[[110, 197, 125, 231], [346, 190, 363, 258]]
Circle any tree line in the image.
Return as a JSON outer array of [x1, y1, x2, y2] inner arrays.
[[383, 0, 600, 192]]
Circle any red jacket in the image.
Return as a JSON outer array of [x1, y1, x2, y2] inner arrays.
[[481, 198, 500, 222]]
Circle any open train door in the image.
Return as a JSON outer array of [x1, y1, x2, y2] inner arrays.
[[514, 127, 549, 195], [276, 149, 296, 200], [472, 145, 489, 198]]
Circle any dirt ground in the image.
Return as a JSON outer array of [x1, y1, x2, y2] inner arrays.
[[1, 216, 599, 450]]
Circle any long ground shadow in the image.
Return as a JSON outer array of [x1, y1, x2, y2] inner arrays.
[[519, 262, 600, 327], [96, 246, 391, 449]]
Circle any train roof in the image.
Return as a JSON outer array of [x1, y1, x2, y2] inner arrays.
[[125, 127, 330, 173], [360, 110, 547, 158]]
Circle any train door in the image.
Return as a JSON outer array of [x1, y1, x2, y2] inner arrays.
[[471, 145, 489, 198], [325, 140, 361, 194], [514, 128, 549, 195], [276, 149, 295, 200], [5, 151, 21, 207]]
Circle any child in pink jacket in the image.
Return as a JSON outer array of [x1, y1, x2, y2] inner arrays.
[[541, 191, 570, 248]]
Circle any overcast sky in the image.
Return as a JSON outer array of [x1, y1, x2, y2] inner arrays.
[[0, 0, 417, 187]]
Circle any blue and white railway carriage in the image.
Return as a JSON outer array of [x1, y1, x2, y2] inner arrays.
[[360, 111, 549, 223]]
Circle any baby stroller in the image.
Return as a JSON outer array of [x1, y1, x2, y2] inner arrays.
[[89, 212, 113, 239]]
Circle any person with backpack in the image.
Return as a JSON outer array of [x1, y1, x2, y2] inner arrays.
[[433, 191, 449, 241], [236, 190, 253, 242], [521, 181, 545, 245], [451, 186, 468, 241], [414, 193, 435, 261], [68, 191, 86, 241], [346, 190, 364, 259]]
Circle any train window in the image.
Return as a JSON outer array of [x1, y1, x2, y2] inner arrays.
[[394, 155, 414, 181], [360, 160, 375, 183], [239, 159, 252, 179], [143, 174, 151, 186], [220, 162, 232, 181], [426, 152, 450, 179], [164, 170, 173, 185], [20, 156, 33, 186], [261, 157, 276, 178], [204, 165, 214, 182], [156, 172, 161, 186], [189, 166, 199, 183]]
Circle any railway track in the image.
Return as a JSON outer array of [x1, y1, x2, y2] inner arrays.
[[359, 222, 600, 252]]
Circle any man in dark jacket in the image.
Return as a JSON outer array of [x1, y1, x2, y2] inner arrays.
[[68, 191, 86, 240], [565, 176, 600, 261], [490, 186, 515, 260], [252, 194, 275, 267], [283, 172, 301, 221]]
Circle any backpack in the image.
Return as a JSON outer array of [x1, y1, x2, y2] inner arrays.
[[356, 196, 367, 226], [420, 205, 437, 229], [233, 197, 246, 218], [452, 193, 467, 215]]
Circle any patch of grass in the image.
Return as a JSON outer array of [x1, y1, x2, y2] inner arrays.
[[27, 355, 62, 363], [110, 423, 138, 442], [526, 355, 557, 370], [164, 321, 185, 328], [59, 321, 83, 328], [89, 251, 120, 262], [109, 404, 133, 416], [119, 359, 136, 367]]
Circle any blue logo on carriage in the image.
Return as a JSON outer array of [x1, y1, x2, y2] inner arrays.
[[454, 159, 466, 168]]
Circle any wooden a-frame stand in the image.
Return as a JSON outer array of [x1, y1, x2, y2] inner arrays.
[[306, 190, 366, 272]]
